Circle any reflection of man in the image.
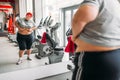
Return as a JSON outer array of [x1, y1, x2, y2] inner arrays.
[[72, 0, 120, 80], [15, 12, 37, 65]]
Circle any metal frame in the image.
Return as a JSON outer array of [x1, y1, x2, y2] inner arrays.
[[62, 5, 79, 46]]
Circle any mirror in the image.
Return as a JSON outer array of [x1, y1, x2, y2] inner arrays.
[[0, 0, 80, 77]]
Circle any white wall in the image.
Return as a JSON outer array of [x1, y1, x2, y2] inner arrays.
[[26, 0, 33, 13], [19, 0, 26, 17], [19, 0, 33, 18], [34, 0, 43, 26]]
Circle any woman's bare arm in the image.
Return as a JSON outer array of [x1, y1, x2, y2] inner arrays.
[[72, 5, 99, 42]]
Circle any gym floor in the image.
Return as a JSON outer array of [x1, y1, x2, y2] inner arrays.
[[0, 35, 72, 80], [0, 36, 49, 74]]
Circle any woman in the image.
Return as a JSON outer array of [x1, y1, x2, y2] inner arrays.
[[15, 12, 36, 65], [72, 0, 120, 80]]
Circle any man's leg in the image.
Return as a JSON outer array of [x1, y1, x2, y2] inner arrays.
[[16, 50, 25, 65], [26, 34, 34, 60], [16, 33, 26, 65], [26, 49, 32, 60]]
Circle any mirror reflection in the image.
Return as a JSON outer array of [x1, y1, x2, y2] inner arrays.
[[0, 0, 81, 79]]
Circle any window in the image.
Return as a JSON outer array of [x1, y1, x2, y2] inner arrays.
[[62, 5, 79, 46]]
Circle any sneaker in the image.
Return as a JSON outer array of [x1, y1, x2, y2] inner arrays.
[[16, 59, 22, 65], [27, 57, 32, 61]]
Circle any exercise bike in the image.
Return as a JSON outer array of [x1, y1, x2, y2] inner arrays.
[[32, 16, 64, 64], [65, 28, 76, 72], [32, 16, 55, 56]]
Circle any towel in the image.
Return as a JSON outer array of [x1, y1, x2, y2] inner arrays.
[[65, 36, 75, 53], [40, 32, 47, 43]]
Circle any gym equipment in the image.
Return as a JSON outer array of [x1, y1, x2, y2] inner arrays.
[[32, 16, 53, 56], [0, 22, 2, 31], [65, 28, 75, 60], [32, 16, 64, 64], [8, 33, 17, 43], [7, 14, 19, 43], [33, 24, 62, 58], [65, 28, 77, 73], [48, 48, 64, 64]]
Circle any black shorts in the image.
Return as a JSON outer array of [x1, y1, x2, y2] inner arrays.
[[17, 33, 34, 50], [72, 49, 120, 80]]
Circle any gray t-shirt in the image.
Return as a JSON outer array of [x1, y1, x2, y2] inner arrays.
[[17, 18, 36, 28], [79, 0, 120, 47]]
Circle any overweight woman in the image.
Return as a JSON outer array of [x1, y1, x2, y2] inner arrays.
[[15, 12, 36, 65], [72, 0, 120, 80]]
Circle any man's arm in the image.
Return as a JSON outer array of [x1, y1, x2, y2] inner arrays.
[[31, 21, 37, 30], [15, 21, 25, 31], [15, 21, 21, 29], [31, 26, 37, 30], [72, 5, 99, 42], [26, 26, 37, 32]]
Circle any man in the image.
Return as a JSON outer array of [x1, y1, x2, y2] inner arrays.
[[15, 12, 36, 65], [72, 0, 120, 80]]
